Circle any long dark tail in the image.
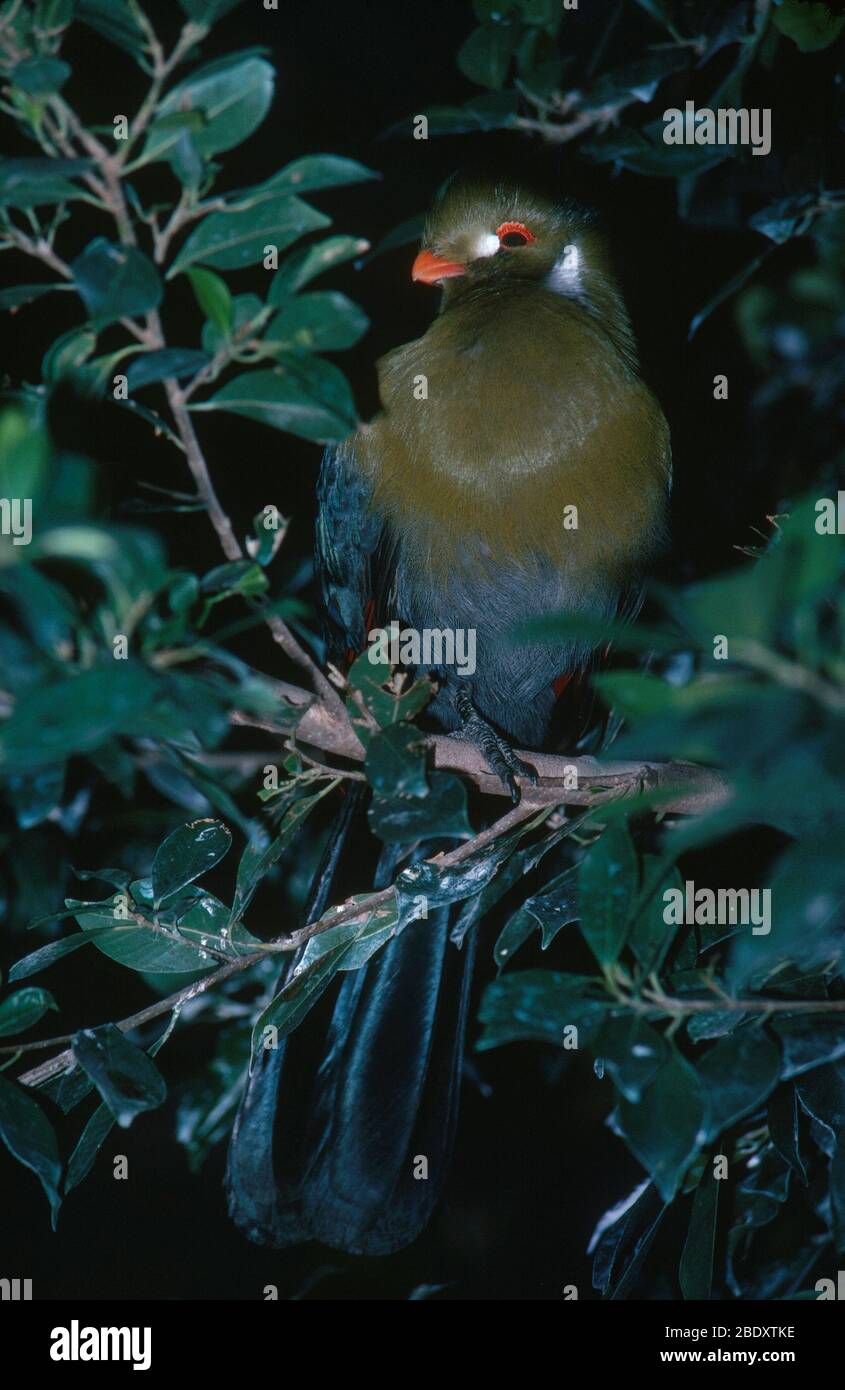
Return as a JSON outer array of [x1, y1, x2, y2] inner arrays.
[[225, 785, 476, 1255]]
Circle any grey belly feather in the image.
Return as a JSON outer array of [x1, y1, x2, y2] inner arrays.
[[393, 538, 618, 749]]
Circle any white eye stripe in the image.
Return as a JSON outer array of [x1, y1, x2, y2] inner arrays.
[[474, 232, 500, 259], [546, 243, 581, 294]]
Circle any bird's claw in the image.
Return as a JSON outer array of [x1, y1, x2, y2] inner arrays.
[[497, 747, 539, 804], [453, 689, 538, 802]]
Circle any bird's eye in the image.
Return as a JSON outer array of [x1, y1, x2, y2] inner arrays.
[[496, 221, 535, 248]]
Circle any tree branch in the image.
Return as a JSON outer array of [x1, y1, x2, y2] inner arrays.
[[15, 833, 845, 1091], [10, 800, 544, 1087], [231, 675, 731, 814]]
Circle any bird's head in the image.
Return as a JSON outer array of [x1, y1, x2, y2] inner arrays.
[[411, 174, 611, 305]]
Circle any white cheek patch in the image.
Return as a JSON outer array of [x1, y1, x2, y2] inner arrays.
[[474, 232, 500, 259], [547, 243, 581, 294]]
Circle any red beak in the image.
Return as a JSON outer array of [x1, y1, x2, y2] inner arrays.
[[411, 249, 466, 284]]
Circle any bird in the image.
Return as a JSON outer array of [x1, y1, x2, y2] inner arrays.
[[226, 174, 671, 1255]]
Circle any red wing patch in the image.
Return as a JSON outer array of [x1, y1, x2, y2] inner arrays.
[[345, 596, 377, 671], [552, 645, 613, 699], [553, 671, 574, 699]]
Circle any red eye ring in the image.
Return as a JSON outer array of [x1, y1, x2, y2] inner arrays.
[[496, 221, 535, 248]]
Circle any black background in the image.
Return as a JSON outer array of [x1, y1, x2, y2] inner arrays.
[[0, 0, 839, 1300]]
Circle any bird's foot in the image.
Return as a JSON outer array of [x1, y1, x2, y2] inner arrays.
[[453, 688, 538, 804]]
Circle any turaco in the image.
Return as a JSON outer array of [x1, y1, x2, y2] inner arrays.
[[226, 173, 672, 1255]]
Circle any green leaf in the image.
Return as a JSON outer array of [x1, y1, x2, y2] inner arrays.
[[593, 1015, 668, 1102], [8, 929, 122, 982], [0, 157, 91, 208], [5, 764, 66, 830], [35, 0, 74, 27], [65, 1102, 115, 1193], [679, 1168, 719, 1300], [590, 1180, 667, 1297], [42, 325, 97, 381], [72, 899, 214, 974], [251, 934, 350, 1053], [138, 110, 205, 166], [597, 668, 749, 721], [0, 408, 50, 518], [578, 820, 639, 966], [231, 154, 378, 205], [0, 664, 160, 772], [768, 1084, 807, 1184], [398, 808, 551, 917], [518, 607, 681, 655], [200, 559, 268, 600], [696, 1029, 782, 1139], [773, 0, 845, 51], [0, 282, 69, 312], [689, 250, 772, 339], [0, 987, 57, 1037], [178, 0, 246, 19], [613, 1046, 705, 1201], [251, 900, 400, 1055], [264, 291, 369, 353], [153, 53, 275, 160], [151, 818, 232, 908], [520, 0, 561, 31], [362, 213, 425, 262], [64, 1019, 182, 1164], [230, 781, 338, 925], [387, 104, 498, 137], [73, 867, 133, 892], [191, 358, 357, 443], [364, 723, 428, 798], [175, 1021, 251, 1171], [496, 864, 579, 960], [628, 861, 684, 974], [186, 266, 233, 334], [71, 1024, 166, 1127], [345, 650, 432, 737], [76, 0, 145, 56], [0, 1073, 62, 1221], [631, 0, 679, 35], [0, 566, 76, 659], [726, 1148, 791, 1285], [11, 57, 71, 93], [457, 22, 517, 89], [586, 120, 733, 179], [772, 1015, 845, 1079], [269, 235, 369, 297], [795, 1067, 845, 1156], [369, 771, 471, 843], [229, 826, 286, 925], [474, 0, 519, 17], [477, 969, 609, 1050], [125, 348, 210, 391], [169, 195, 329, 277], [457, 824, 569, 953], [200, 291, 263, 354], [246, 507, 286, 566], [174, 891, 232, 948], [729, 838, 845, 989], [584, 50, 688, 109], [72, 239, 163, 326], [749, 196, 812, 245]]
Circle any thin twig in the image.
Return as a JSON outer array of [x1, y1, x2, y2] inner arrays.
[[12, 803, 535, 1086], [163, 382, 243, 562], [115, 18, 205, 167]]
